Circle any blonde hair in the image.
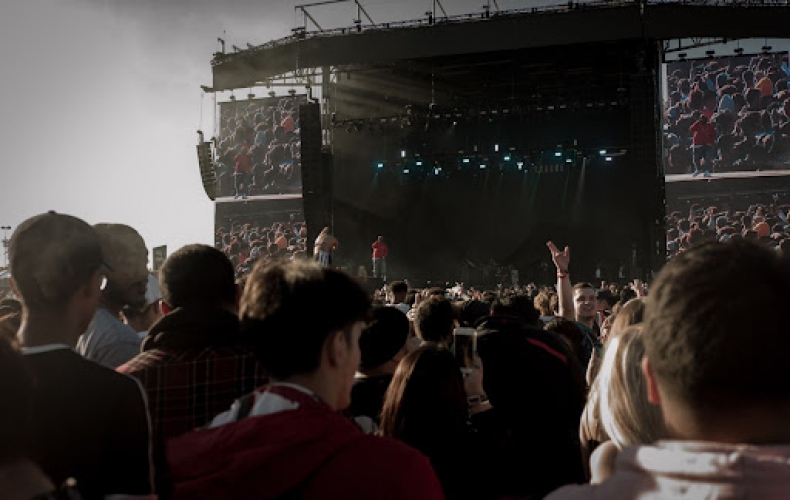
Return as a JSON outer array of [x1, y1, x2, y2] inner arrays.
[[595, 326, 665, 449]]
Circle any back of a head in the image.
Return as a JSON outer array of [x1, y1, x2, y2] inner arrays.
[[359, 306, 408, 371], [240, 260, 370, 380], [596, 326, 666, 449], [491, 294, 540, 325], [9, 212, 104, 313], [534, 290, 555, 317], [414, 296, 455, 344], [160, 244, 237, 309], [380, 345, 467, 446], [610, 297, 645, 334], [389, 281, 408, 297], [644, 240, 790, 413]]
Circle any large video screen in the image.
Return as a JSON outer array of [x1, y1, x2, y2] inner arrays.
[[215, 198, 307, 278], [662, 51, 790, 258], [215, 95, 307, 199]]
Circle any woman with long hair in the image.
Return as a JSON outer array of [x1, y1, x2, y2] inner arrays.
[[379, 344, 497, 500]]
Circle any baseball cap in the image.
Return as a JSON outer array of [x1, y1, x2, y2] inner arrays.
[[359, 306, 409, 370], [9, 211, 108, 309]]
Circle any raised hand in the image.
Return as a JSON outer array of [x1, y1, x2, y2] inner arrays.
[[546, 241, 570, 272]]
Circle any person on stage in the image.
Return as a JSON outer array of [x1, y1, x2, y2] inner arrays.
[[314, 227, 338, 267], [372, 235, 388, 281]]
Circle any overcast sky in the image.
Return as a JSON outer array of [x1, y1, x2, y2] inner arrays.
[[0, 0, 785, 264]]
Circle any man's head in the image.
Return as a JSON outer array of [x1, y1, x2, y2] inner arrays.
[[377, 235, 383, 243], [414, 296, 455, 345], [359, 306, 409, 374], [389, 281, 408, 304], [121, 274, 164, 334], [240, 260, 370, 410], [159, 244, 237, 311], [534, 290, 555, 317], [9, 212, 106, 337], [595, 289, 617, 313], [643, 240, 790, 442], [94, 223, 149, 309], [573, 283, 597, 323], [491, 294, 540, 325]]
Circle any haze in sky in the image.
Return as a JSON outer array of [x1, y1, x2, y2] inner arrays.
[[0, 0, 532, 264], [0, 0, 784, 265]]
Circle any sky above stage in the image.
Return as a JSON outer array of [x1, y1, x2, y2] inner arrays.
[[0, 0, 786, 263]]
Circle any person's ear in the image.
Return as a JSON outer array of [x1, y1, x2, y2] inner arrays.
[[160, 301, 173, 315], [326, 330, 347, 369], [642, 356, 662, 405]]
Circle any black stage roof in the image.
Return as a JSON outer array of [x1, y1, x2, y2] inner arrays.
[[211, 1, 790, 91]]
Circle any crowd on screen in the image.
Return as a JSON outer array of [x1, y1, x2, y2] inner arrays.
[[663, 53, 790, 174], [665, 194, 790, 258], [3, 210, 790, 500], [215, 216, 308, 277], [215, 98, 303, 198]]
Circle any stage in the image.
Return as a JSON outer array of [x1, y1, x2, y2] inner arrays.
[[666, 170, 790, 184]]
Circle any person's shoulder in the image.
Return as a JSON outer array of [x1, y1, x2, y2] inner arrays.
[[544, 483, 600, 500]]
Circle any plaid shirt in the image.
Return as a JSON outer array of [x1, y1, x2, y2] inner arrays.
[[118, 346, 268, 439]]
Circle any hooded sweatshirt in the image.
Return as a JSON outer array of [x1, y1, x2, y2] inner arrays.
[[167, 384, 444, 500], [546, 441, 790, 500]]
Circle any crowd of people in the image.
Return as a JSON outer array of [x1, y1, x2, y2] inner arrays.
[[215, 215, 308, 278], [215, 97, 304, 199], [663, 53, 790, 175], [4, 209, 790, 500], [665, 195, 790, 257]]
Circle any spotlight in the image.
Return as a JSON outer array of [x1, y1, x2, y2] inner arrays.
[[605, 156, 613, 162], [504, 155, 511, 161], [517, 162, 524, 170], [401, 150, 406, 158], [403, 168, 410, 174], [434, 167, 442, 175], [479, 164, 486, 169], [377, 162, 385, 169], [462, 158, 471, 164], [554, 152, 562, 157], [495, 144, 500, 152], [416, 161, 423, 166], [599, 149, 607, 155]]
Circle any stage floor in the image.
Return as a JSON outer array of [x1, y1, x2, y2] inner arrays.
[[215, 193, 303, 203], [666, 170, 790, 183]]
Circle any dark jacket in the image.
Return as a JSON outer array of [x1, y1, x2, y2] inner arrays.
[[476, 316, 587, 499], [118, 307, 267, 439]]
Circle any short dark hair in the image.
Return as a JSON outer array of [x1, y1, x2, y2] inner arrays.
[[389, 281, 408, 295], [9, 212, 104, 313], [644, 240, 790, 411], [159, 245, 237, 308], [240, 260, 371, 380], [414, 297, 455, 344], [491, 294, 539, 325]]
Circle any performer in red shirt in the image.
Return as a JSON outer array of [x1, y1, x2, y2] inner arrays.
[[372, 235, 389, 281], [689, 114, 716, 178]]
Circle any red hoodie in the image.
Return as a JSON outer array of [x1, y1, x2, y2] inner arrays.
[[167, 385, 444, 500]]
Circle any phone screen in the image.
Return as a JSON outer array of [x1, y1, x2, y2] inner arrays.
[[453, 328, 477, 375]]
